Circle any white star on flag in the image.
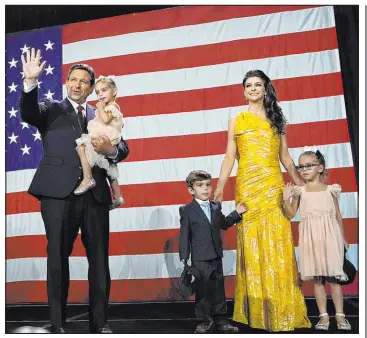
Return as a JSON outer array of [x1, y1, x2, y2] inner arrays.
[[8, 107, 18, 118], [8, 133, 19, 144], [44, 90, 55, 100], [20, 122, 29, 130], [44, 40, 55, 50], [8, 58, 18, 68], [20, 44, 30, 54], [45, 64, 55, 75], [21, 144, 31, 155], [37, 80, 42, 88], [8, 82, 18, 93], [20, 71, 25, 79], [32, 130, 42, 141]]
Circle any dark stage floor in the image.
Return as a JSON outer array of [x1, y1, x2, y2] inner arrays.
[[6, 298, 359, 334]]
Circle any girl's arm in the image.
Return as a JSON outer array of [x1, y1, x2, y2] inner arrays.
[[213, 117, 237, 201], [279, 128, 305, 186], [282, 183, 299, 219], [283, 196, 299, 220], [96, 101, 113, 124], [332, 195, 349, 250]]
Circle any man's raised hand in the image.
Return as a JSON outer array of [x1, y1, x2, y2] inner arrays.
[[21, 48, 46, 84]]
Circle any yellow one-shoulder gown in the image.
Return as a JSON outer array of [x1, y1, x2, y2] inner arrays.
[[232, 112, 311, 331]]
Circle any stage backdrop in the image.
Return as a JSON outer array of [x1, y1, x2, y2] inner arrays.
[[6, 5, 358, 303]]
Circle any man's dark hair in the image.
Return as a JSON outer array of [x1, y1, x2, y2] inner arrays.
[[186, 170, 212, 189], [67, 64, 96, 87]]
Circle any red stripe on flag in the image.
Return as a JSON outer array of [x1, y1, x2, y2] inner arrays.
[[62, 28, 337, 82], [6, 271, 359, 304], [99, 73, 344, 118], [5, 218, 358, 259], [120, 119, 350, 163], [286, 119, 351, 148], [5, 167, 358, 215], [62, 6, 319, 44]]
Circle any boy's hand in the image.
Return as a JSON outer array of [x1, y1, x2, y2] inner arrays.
[[283, 182, 294, 201], [96, 101, 106, 111], [236, 202, 248, 215]]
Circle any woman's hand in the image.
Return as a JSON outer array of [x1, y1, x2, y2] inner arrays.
[[283, 182, 294, 201], [213, 188, 224, 202]]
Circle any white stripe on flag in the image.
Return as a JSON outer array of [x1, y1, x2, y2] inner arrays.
[[6, 244, 358, 283], [6, 143, 355, 193], [6, 192, 358, 237], [63, 50, 341, 98], [63, 6, 335, 64]]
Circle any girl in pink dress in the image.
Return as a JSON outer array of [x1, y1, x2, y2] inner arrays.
[[282, 149, 351, 331], [74, 76, 124, 209]]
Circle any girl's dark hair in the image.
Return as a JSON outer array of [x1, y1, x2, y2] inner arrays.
[[300, 150, 328, 180], [242, 70, 286, 135]]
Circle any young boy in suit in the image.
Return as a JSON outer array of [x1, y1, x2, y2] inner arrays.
[[179, 170, 247, 333]]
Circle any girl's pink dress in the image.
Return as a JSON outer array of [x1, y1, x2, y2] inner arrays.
[[294, 184, 348, 282]]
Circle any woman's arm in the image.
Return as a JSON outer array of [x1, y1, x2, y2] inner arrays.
[[213, 117, 237, 201], [279, 130, 305, 186]]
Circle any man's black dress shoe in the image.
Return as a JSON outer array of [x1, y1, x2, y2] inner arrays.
[[96, 324, 113, 333], [194, 321, 215, 333], [50, 326, 67, 333], [216, 322, 240, 333]]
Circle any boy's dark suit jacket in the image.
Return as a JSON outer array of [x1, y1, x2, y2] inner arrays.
[[19, 88, 128, 204], [179, 199, 242, 262]]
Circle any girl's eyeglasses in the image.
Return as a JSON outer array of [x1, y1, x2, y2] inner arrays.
[[296, 163, 320, 171]]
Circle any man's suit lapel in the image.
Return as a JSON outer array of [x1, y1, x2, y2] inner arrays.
[[189, 199, 213, 230], [61, 98, 82, 138], [86, 104, 95, 122]]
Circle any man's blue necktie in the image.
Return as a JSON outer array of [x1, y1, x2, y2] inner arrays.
[[201, 202, 211, 223]]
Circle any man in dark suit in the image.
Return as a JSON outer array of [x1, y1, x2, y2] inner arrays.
[[19, 48, 128, 333], [179, 170, 247, 333]]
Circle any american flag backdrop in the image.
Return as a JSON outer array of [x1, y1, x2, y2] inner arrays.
[[6, 5, 358, 303]]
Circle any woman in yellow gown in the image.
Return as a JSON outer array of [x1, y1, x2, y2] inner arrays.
[[214, 70, 311, 331]]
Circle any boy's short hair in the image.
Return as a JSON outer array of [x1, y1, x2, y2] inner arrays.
[[186, 170, 212, 188]]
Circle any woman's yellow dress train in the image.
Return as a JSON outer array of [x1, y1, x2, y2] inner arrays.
[[232, 112, 311, 331]]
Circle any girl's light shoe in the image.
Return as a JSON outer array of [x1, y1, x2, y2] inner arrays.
[[74, 178, 96, 195], [110, 196, 125, 210], [335, 313, 351, 330], [315, 313, 329, 331]]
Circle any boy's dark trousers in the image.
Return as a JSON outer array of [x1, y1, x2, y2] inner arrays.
[[193, 257, 229, 326]]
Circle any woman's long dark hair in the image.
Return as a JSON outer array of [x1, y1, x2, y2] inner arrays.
[[242, 70, 286, 135]]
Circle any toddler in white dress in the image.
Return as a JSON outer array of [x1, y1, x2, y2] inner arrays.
[[74, 75, 125, 209]]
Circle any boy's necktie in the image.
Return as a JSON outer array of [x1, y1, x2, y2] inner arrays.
[[201, 202, 211, 223]]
